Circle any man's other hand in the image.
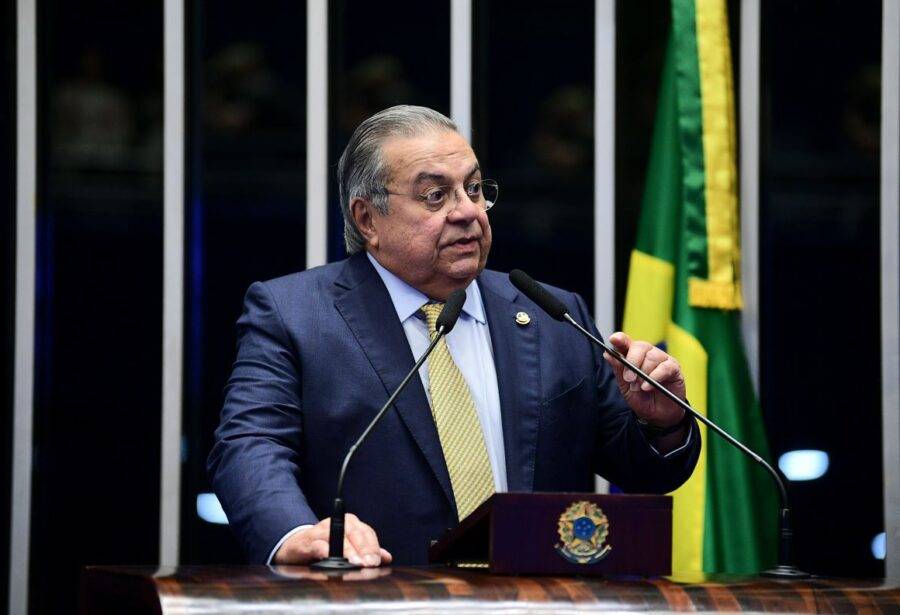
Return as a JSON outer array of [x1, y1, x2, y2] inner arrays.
[[272, 514, 393, 567], [603, 331, 687, 428]]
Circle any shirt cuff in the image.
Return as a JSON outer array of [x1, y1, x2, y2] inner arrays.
[[648, 422, 694, 459], [266, 524, 314, 564]]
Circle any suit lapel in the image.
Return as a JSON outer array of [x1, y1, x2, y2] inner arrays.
[[333, 254, 455, 509], [478, 273, 542, 493]]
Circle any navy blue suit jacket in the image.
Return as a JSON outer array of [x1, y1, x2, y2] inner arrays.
[[208, 252, 700, 564]]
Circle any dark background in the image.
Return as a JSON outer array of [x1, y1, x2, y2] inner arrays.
[[327, 0, 452, 261], [3, 0, 17, 611], [30, 1, 163, 613], [4, 0, 888, 611], [759, 0, 883, 577], [181, 0, 309, 566], [474, 0, 595, 308]]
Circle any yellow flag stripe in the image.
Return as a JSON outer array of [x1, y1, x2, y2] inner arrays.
[[692, 0, 742, 310], [622, 250, 675, 345], [622, 250, 707, 573], [665, 323, 708, 573]]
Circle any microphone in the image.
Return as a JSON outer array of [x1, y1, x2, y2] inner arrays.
[[311, 289, 467, 570], [509, 269, 568, 321], [435, 290, 465, 333], [508, 269, 809, 579]]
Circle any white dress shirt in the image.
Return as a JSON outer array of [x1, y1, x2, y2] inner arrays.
[[366, 252, 509, 492]]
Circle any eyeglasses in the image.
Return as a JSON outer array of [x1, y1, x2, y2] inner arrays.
[[386, 179, 499, 213]]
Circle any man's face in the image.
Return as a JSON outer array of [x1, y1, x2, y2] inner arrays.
[[361, 129, 492, 299]]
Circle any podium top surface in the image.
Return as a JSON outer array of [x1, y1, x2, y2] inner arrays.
[[81, 565, 900, 614]]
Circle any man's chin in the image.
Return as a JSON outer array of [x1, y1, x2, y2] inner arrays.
[[445, 257, 483, 281]]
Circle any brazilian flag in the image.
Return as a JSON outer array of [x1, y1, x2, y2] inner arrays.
[[622, 0, 777, 573]]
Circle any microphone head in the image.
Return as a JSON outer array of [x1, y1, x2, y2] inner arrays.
[[435, 289, 467, 334], [509, 269, 569, 321]]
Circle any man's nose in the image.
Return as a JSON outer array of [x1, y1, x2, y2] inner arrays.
[[445, 190, 481, 221]]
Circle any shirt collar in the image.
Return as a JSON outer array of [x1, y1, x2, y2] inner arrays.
[[366, 252, 486, 324]]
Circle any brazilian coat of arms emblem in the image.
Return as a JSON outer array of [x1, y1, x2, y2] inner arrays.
[[554, 500, 612, 565]]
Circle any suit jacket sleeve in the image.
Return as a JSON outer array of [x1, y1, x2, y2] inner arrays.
[[207, 281, 319, 563], [569, 293, 701, 494]]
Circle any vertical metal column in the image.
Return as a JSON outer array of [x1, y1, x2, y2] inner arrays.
[[740, 0, 761, 392], [881, 0, 900, 579], [160, 0, 185, 566], [451, 0, 472, 141], [10, 0, 36, 611], [594, 0, 615, 494], [307, 0, 328, 268]]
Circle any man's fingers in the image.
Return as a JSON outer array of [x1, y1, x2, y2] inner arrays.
[[608, 331, 631, 353], [308, 538, 330, 561], [603, 351, 626, 383], [607, 332, 645, 390], [643, 358, 681, 392], [608, 339, 676, 394], [308, 519, 331, 540], [344, 516, 385, 567], [274, 522, 333, 564], [623, 342, 653, 388], [347, 524, 382, 566], [342, 513, 368, 566], [303, 513, 385, 568], [634, 347, 667, 389], [343, 537, 362, 566]]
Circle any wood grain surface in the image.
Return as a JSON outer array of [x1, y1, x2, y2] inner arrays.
[[80, 565, 900, 614]]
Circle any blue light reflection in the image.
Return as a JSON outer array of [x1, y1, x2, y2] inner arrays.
[[196, 492, 229, 525], [872, 532, 886, 560], [778, 449, 829, 481]]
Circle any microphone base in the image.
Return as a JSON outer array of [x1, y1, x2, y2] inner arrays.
[[310, 557, 361, 571], [760, 565, 811, 579]]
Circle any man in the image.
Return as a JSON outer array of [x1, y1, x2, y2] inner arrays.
[[208, 105, 700, 568]]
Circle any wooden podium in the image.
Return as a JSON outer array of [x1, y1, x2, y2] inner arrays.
[[81, 566, 900, 613], [428, 492, 672, 576], [77, 493, 900, 613]]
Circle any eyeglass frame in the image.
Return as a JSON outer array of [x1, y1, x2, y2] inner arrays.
[[384, 178, 499, 213]]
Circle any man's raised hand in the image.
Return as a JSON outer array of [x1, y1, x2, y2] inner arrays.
[[603, 331, 687, 429]]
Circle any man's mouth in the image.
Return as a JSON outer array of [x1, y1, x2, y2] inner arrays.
[[449, 236, 478, 247]]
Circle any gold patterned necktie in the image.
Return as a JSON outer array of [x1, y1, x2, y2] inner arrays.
[[420, 303, 495, 520]]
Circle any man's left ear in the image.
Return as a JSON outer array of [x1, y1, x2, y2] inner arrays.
[[350, 197, 378, 248]]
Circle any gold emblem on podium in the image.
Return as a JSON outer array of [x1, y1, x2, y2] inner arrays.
[[555, 501, 611, 565]]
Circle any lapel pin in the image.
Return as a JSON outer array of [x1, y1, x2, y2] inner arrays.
[[515, 311, 531, 326]]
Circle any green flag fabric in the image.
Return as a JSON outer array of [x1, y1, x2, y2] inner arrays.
[[622, 0, 777, 573]]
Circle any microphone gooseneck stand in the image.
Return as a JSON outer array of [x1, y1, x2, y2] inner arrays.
[[562, 313, 807, 579], [311, 290, 466, 571], [509, 269, 809, 579]]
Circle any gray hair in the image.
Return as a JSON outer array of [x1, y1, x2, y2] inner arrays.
[[337, 105, 458, 254]]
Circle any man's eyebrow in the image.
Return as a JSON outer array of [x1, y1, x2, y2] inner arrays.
[[412, 171, 451, 185], [411, 164, 482, 186]]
